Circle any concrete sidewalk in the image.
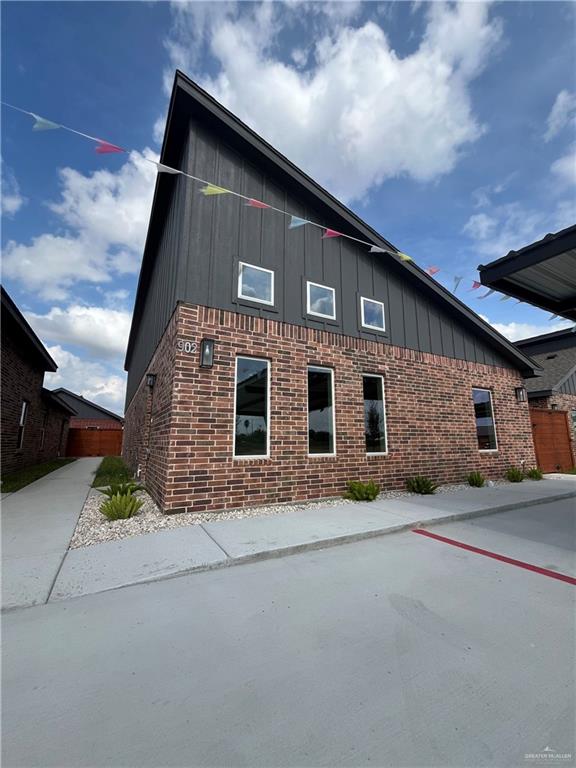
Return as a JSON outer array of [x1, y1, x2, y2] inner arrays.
[[51, 477, 576, 602], [2, 458, 100, 610]]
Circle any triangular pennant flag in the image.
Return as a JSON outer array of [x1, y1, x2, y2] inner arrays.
[[322, 228, 342, 239], [156, 163, 180, 175], [548, 314, 559, 321], [452, 275, 463, 292], [370, 246, 387, 254], [31, 113, 60, 131], [246, 198, 270, 209], [288, 216, 309, 229], [200, 184, 230, 196], [477, 289, 495, 300], [95, 140, 125, 154], [515, 299, 524, 305], [499, 294, 513, 301], [469, 280, 481, 291], [398, 252, 412, 262], [425, 266, 440, 276]]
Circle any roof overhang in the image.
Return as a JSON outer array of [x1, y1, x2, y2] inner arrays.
[[1, 286, 58, 372], [478, 225, 576, 321]]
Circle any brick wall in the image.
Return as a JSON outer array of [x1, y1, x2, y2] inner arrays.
[[1, 336, 69, 475], [529, 392, 576, 460], [123, 302, 536, 514], [70, 417, 123, 430]]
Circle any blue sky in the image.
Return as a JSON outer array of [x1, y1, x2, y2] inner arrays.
[[2, 1, 575, 413]]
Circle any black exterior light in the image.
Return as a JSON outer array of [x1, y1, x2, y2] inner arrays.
[[146, 373, 157, 388], [515, 386, 527, 403], [200, 338, 215, 368]]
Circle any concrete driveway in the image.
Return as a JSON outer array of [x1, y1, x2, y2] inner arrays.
[[3, 498, 574, 767], [1, 458, 100, 610]]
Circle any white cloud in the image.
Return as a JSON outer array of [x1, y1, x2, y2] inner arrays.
[[45, 345, 126, 415], [551, 145, 576, 186], [164, 1, 503, 202], [544, 89, 576, 142], [1, 160, 26, 217], [2, 149, 156, 299], [25, 305, 131, 360], [462, 212, 497, 240], [481, 317, 573, 342]]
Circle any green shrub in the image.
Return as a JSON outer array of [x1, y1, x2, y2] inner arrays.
[[467, 471, 485, 488], [99, 481, 143, 499], [526, 467, 543, 481], [505, 466, 524, 483], [100, 493, 143, 521], [344, 480, 381, 501], [406, 476, 438, 494]]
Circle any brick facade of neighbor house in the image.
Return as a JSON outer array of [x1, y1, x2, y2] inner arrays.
[[529, 393, 576, 461], [123, 303, 536, 515], [1, 333, 70, 475], [69, 417, 123, 430]]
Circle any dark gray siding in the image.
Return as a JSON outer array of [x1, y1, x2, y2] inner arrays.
[[126, 117, 510, 405], [560, 370, 576, 396]]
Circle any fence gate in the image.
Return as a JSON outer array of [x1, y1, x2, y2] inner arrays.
[[530, 410, 575, 473]]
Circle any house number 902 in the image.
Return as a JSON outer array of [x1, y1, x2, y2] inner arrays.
[[177, 340, 197, 354]]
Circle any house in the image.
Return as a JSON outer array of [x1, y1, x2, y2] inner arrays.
[[1, 287, 75, 475], [122, 71, 540, 515], [50, 388, 124, 457], [515, 329, 576, 472]]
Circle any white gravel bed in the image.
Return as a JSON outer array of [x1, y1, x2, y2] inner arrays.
[[70, 479, 513, 550]]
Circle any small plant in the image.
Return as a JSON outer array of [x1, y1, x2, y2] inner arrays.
[[100, 493, 143, 521], [406, 476, 438, 494], [505, 466, 524, 483], [344, 480, 381, 501], [467, 471, 485, 488], [99, 481, 143, 499], [526, 467, 543, 481]]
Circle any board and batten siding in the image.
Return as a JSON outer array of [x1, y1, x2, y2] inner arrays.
[[126, 117, 509, 405], [559, 370, 576, 396]]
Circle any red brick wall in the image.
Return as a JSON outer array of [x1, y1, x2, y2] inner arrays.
[[1, 336, 69, 475], [529, 393, 576, 461], [123, 303, 536, 514], [70, 417, 123, 430]]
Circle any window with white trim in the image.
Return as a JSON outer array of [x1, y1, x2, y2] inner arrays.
[[363, 375, 387, 454], [234, 357, 270, 457], [361, 297, 385, 332], [307, 366, 335, 455], [472, 388, 498, 451], [238, 262, 274, 305], [307, 281, 335, 319], [17, 400, 29, 450]]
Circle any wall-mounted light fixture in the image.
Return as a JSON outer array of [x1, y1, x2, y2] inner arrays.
[[200, 338, 215, 368], [514, 386, 527, 403], [146, 373, 157, 389]]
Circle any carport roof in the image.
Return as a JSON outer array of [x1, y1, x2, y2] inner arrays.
[[478, 224, 576, 322]]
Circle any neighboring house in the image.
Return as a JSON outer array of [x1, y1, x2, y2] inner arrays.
[[51, 388, 124, 457], [1, 287, 74, 475], [122, 71, 540, 515], [515, 329, 576, 472]]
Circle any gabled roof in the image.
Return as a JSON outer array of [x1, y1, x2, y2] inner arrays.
[[125, 70, 540, 378], [515, 328, 576, 395], [42, 389, 77, 416], [478, 225, 576, 321], [1, 286, 57, 372], [50, 388, 123, 422]]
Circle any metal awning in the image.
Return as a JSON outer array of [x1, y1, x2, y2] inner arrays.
[[478, 224, 576, 321]]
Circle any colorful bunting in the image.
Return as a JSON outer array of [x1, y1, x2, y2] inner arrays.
[[398, 253, 412, 262], [469, 281, 481, 291], [499, 294, 513, 301], [156, 163, 181, 175], [95, 140, 125, 154], [31, 113, 60, 131], [548, 314, 559, 321], [425, 266, 440, 276], [322, 228, 342, 239], [452, 275, 463, 292], [200, 184, 230, 196], [370, 246, 388, 254], [288, 216, 308, 229], [478, 289, 495, 300], [246, 198, 270, 209]]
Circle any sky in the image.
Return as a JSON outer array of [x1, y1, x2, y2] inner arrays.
[[2, 0, 575, 414]]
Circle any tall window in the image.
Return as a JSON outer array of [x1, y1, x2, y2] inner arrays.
[[307, 282, 336, 320], [363, 375, 387, 454], [16, 400, 29, 450], [361, 298, 386, 332], [234, 357, 270, 457], [238, 262, 274, 305], [307, 366, 335, 455], [472, 388, 497, 451]]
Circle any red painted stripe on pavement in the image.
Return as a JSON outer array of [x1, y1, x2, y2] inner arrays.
[[412, 528, 576, 585]]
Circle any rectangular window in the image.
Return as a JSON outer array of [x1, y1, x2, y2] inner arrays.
[[308, 366, 335, 455], [361, 297, 386, 332], [363, 375, 387, 454], [238, 262, 274, 305], [17, 400, 29, 450], [234, 357, 270, 457], [472, 388, 498, 451], [307, 281, 336, 320]]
